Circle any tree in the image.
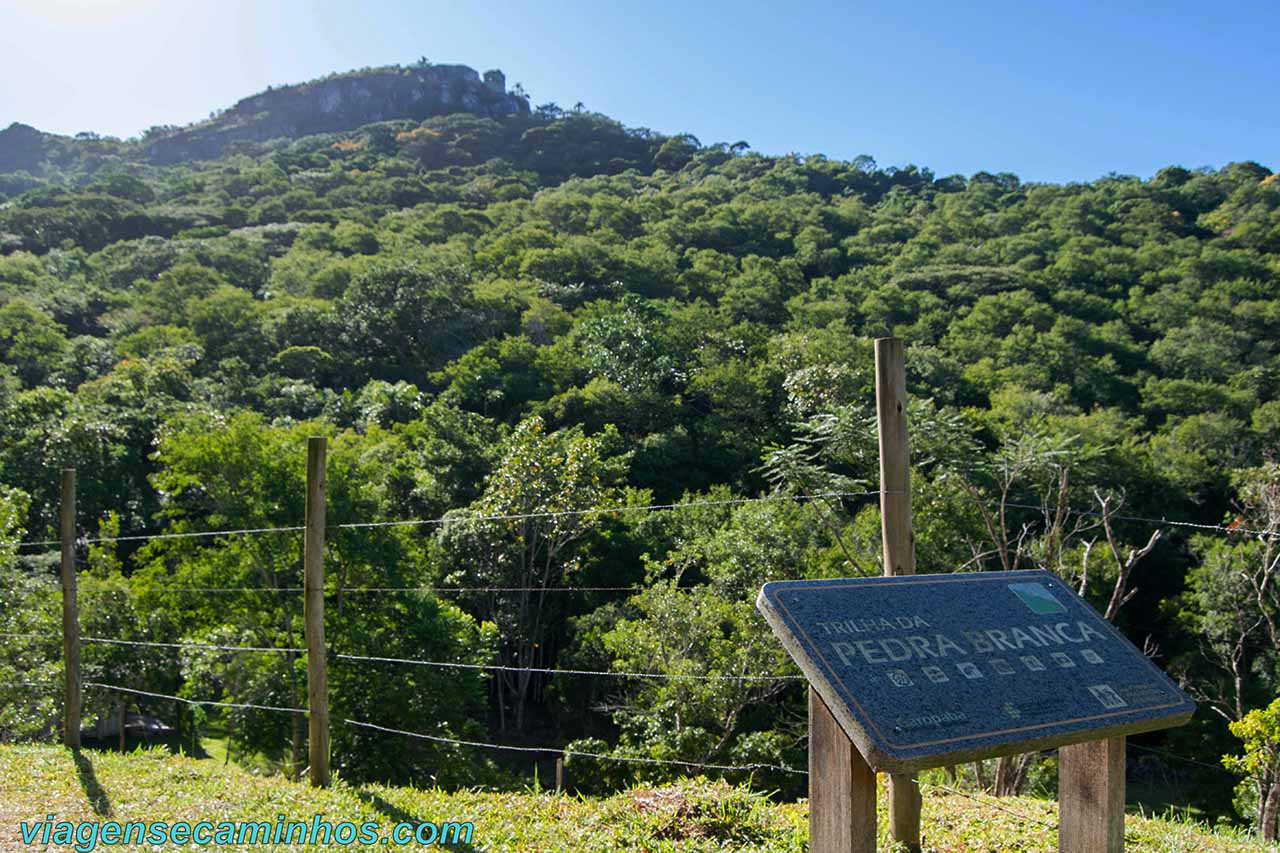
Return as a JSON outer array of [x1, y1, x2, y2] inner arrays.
[[1224, 698, 1280, 840], [762, 395, 1163, 795], [337, 262, 496, 384], [138, 412, 495, 779], [140, 263, 228, 325], [1180, 462, 1280, 728], [0, 485, 61, 741], [590, 581, 798, 788], [438, 416, 626, 732], [653, 134, 700, 171], [565, 493, 827, 793], [0, 299, 68, 387], [189, 285, 268, 368]]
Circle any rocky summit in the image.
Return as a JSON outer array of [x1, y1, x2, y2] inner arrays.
[[144, 64, 529, 164], [0, 62, 530, 172]]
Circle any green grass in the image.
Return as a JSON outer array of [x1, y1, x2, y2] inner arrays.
[[0, 744, 1269, 851]]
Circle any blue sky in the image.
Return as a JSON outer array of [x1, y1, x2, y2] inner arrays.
[[0, 0, 1274, 183]]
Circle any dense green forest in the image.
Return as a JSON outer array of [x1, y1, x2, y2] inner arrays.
[[2, 64, 1279, 835]]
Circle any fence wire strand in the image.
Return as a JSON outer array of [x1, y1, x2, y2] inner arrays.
[[12, 488, 1277, 552], [76, 585, 651, 596], [58, 680, 811, 775], [1002, 502, 1278, 540], [81, 636, 303, 655], [343, 719, 807, 775], [921, 781, 1058, 829], [1129, 741, 1237, 774], [13, 490, 884, 551], [335, 585, 646, 595], [84, 682, 307, 714], [77, 636, 803, 683], [333, 651, 804, 682]]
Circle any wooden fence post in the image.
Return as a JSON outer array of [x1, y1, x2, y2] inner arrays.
[[304, 436, 330, 787], [875, 337, 923, 852], [1059, 736, 1125, 852], [555, 755, 564, 793], [60, 468, 80, 749]]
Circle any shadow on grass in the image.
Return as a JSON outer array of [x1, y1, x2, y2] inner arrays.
[[80, 728, 209, 760], [72, 749, 112, 817], [354, 789, 477, 852]]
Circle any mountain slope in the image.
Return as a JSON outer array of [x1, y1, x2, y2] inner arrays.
[[144, 63, 529, 164], [0, 62, 529, 175]]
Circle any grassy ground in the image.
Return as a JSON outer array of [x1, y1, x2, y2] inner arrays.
[[0, 744, 1269, 852]]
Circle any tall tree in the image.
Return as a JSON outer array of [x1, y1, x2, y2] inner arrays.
[[438, 416, 626, 732]]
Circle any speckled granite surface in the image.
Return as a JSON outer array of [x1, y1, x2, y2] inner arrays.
[[758, 569, 1194, 772]]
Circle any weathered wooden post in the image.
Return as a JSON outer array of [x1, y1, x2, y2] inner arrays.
[[555, 755, 564, 793], [304, 436, 330, 787], [875, 337, 923, 851], [60, 468, 80, 749], [805, 337, 920, 852], [1059, 736, 1126, 851], [874, 337, 913, 580], [809, 688, 876, 852]]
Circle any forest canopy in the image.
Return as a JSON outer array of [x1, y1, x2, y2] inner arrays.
[[1, 95, 1278, 830]]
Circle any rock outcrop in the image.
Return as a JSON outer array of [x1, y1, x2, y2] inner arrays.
[[0, 63, 531, 173], [143, 64, 528, 164]]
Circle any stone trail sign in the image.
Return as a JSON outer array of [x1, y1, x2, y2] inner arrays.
[[757, 569, 1194, 774]]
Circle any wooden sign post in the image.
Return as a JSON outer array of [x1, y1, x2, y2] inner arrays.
[[1059, 736, 1126, 850], [808, 337, 921, 851], [875, 338, 922, 851]]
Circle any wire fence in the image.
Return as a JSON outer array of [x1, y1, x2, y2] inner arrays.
[[3, 676, 1249, 828], [81, 636, 303, 655], [920, 780, 1059, 829], [76, 635, 804, 682], [330, 652, 805, 682], [1001, 502, 1279, 540], [1128, 741, 1237, 775], [10, 485, 1275, 553], [51, 638, 1256, 784], [0, 632, 55, 642], [10, 490, 885, 552], [1, 476, 1267, 828], [84, 682, 307, 715], [343, 719, 807, 776], [71, 682, 806, 776], [73, 584, 652, 596]]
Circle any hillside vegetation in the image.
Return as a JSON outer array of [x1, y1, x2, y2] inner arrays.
[[0, 744, 1269, 852], [0, 64, 1278, 834]]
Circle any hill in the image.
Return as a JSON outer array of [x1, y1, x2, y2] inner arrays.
[[0, 61, 529, 179], [0, 745, 1267, 852], [0, 59, 1278, 836], [142, 64, 529, 165]]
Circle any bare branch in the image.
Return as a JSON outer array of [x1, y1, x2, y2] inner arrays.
[[1078, 538, 1095, 596], [1097, 490, 1162, 622], [960, 477, 1011, 572]]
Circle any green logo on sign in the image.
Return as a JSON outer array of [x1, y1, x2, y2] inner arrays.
[[1008, 582, 1067, 615]]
